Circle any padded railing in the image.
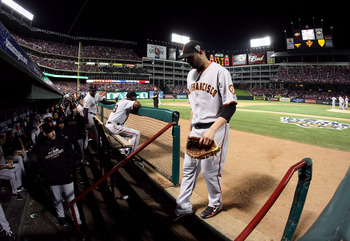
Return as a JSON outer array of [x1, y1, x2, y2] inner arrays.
[[235, 158, 312, 241]]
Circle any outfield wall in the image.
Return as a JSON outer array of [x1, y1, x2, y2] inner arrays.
[[252, 96, 333, 105]]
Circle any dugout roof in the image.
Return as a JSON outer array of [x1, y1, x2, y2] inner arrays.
[[0, 22, 62, 107]]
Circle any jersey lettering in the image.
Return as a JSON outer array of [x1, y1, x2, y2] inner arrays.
[[188, 82, 217, 98], [112, 104, 119, 113]]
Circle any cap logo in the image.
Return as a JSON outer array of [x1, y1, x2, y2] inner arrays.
[[195, 45, 201, 51]]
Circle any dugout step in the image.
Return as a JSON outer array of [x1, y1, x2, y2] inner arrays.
[[117, 159, 230, 241], [84, 148, 179, 241]]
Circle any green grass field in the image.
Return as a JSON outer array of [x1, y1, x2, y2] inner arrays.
[[138, 99, 350, 152]]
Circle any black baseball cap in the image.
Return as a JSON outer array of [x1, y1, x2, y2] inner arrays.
[[126, 91, 138, 98], [42, 122, 55, 134], [178, 40, 205, 60], [90, 84, 97, 91]]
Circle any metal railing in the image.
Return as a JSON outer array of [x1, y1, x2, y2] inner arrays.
[[69, 121, 176, 232], [235, 158, 312, 241]]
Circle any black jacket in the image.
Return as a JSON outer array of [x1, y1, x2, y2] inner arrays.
[[36, 134, 74, 185]]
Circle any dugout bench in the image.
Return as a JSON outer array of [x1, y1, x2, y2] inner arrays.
[[93, 116, 132, 168]]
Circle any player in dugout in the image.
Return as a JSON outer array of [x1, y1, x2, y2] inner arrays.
[[83, 84, 116, 146], [105, 91, 141, 154], [173, 40, 237, 220]]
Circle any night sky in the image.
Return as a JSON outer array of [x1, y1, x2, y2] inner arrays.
[[12, 0, 350, 51]]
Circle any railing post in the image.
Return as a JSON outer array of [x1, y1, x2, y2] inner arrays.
[[281, 158, 312, 241]]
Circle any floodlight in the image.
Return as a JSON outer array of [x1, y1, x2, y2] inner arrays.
[[1, 0, 34, 20], [250, 36, 271, 48], [171, 33, 190, 45]]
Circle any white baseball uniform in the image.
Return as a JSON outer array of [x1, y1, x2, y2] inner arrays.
[[84, 92, 103, 141], [339, 96, 344, 110], [176, 62, 237, 215], [345, 97, 349, 110], [105, 99, 140, 152], [331, 97, 336, 109]]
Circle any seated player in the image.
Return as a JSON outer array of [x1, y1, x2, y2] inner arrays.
[[105, 91, 141, 153], [0, 132, 23, 200]]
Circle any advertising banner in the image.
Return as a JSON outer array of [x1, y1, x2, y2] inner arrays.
[[176, 94, 188, 99], [224, 55, 230, 66], [280, 97, 291, 102], [209, 54, 214, 62], [305, 99, 317, 104], [232, 54, 247, 66], [291, 98, 305, 103], [248, 53, 265, 65], [254, 96, 265, 101], [168, 48, 176, 60], [286, 38, 295, 49], [107, 92, 149, 100], [293, 29, 302, 42], [164, 94, 174, 99], [147, 44, 167, 59], [315, 28, 324, 39], [267, 51, 275, 64]]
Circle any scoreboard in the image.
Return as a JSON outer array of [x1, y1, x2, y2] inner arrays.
[[286, 27, 333, 50]]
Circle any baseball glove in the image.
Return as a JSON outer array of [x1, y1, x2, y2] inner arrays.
[[185, 137, 221, 159]]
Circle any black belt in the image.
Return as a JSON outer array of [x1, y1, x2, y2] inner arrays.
[[107, 121, 121, 125], [88, 112, 96, 115], [193, 122, 214, 129]]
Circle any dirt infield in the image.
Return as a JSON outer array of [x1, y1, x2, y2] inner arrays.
[[166, 118, 350, 240]]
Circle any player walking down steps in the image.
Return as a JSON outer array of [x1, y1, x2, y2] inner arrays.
[[174, 40, 237, 220]]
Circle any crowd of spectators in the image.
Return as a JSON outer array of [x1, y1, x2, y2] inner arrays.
[[168, 85, 187, 95], [29, 55, 149, 74], [53, 81, 156, 94], [100, 66, 149, 74], [30, 55, 100, 72], [11, 33, 141, 60], [52, 81, 189, 96], [272, 65, 350, 84]]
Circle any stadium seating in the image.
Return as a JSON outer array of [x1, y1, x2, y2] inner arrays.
[[272, 65, 350, 84], [12, 33, 141, 60]]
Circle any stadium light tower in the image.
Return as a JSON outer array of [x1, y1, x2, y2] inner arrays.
[[171, 33, 190, 45], [250, 36, 271, 48], [1, 0, 34, 21]]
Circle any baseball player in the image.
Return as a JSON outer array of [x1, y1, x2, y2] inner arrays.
[[0, 204, 15, 240], [36, 122, 81, 227], [83, 85, 115, 145], [105, 91, 141, 153], [331, 96, 337, 109], [345, 96, 349, 110], [339, 96, 344, 110], [174, 40, 237, 220]]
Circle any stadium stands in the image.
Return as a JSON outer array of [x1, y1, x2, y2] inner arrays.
[[11, 33, 141, 60], [272, 65, 350, 84]]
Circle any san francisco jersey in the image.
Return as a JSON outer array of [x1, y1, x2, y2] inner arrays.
[[187, 62, 237, 125], [107, 99, 135, 125], [83, 93, 103, 114]]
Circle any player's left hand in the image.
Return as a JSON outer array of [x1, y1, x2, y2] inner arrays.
[[200, 129, 216, 146]]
